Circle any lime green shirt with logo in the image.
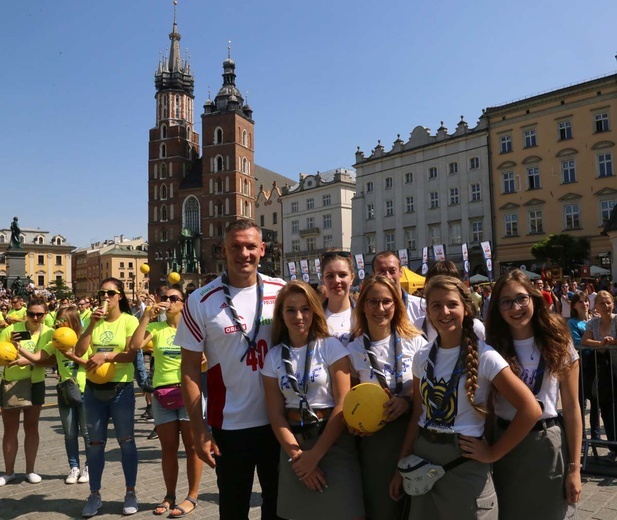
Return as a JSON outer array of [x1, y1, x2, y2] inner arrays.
[[91, 313, 139, 383], [147, 321, 182, 388], [42, 343, 91, 392], [44, 310, 57, 328], [0, 323, 53, 383], [7, 307, 27, 322]]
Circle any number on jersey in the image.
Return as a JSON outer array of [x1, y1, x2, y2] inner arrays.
[[245, 339, 269, 371]]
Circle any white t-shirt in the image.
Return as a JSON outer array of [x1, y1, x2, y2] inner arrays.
[[175, 274, 285, 430], [416, 315, 486, 344], [493, 337, 579, 421], [347, 334, 426, 394], [261, 337, 348, 409], [325, 306, 353, 346], [405, 293, 424, 328], [413, 340, 508, 437], [561, 295, 572, 318]]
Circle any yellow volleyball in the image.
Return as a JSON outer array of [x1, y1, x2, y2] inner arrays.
[[343, 383, 389, 433]]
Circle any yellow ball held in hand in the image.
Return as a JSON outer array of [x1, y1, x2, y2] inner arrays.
[[87, 362, 116, 384], [140, 263, 150, 275], [52, 327, 78, 352], [168, 272, 181, 284], [0, 342, 18, 366], [343, 383, 389, 434], [144, 340, 154, 352]]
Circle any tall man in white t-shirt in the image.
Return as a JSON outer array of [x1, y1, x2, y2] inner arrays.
[[371, 251, 424, 326], [176, 220, 285, 520]]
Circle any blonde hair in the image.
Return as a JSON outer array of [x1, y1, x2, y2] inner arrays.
[[424, 275, 484, 414]]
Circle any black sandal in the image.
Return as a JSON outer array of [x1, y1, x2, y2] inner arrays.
[[153, 495, 175, 516], [168, 496, 198, 518]]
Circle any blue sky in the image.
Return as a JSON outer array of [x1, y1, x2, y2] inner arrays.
[[1, 0, 616, 248]]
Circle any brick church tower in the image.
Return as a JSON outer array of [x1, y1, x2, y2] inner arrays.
[[148, 5, 256, 284]]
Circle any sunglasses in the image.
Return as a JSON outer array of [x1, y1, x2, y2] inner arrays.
[[160, 295, 184, 303], [98, 289, 121, 298], [27, 311, 46, 319]]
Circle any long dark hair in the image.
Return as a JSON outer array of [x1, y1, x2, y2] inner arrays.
[[100, 277, 132, 315], [486, 269, 572, 380], [569, 291, 589, 321]]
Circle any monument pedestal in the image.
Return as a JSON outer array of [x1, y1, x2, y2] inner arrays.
[[6, 249, 28, 297]]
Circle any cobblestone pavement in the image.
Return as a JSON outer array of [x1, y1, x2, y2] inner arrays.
[[1, 376, 617, 519]]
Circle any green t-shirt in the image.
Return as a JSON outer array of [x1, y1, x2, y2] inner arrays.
[[6, 307, 26, 322], [147, 322, 182, 388], [79, 309, 92, 324], [90, 313, 139, 383], [0, 323, 53, 383], [42, 343, 91, 392], [44, 310, 57, 328]]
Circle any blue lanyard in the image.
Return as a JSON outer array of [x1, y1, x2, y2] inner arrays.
[[281, 337, 317, 426], [362, 331, 403, 394], [221, 272, 264, 362]]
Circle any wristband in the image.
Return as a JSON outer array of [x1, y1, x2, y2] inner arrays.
[[568, 462, 582, 471]]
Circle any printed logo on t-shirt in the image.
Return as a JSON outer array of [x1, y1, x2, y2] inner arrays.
[[263, 296, 276, 305], [224, 324, 247, 334], [519, 367, 539, 390], [99, 330, 114, 344], [420, 376, 459, 427]]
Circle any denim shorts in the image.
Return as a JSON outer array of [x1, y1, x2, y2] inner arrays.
[[151, 395, 189, 426]]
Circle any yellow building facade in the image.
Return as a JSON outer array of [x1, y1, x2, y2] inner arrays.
[[485, 73, 617, 274]]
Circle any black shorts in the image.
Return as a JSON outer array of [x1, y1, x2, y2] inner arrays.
[[31, 381, 46, 406]]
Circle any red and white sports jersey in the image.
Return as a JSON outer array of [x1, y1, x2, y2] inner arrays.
[[176, 274, 285, 430]]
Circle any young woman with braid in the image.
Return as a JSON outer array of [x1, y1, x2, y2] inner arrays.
[[487, 269, 582, 519], [261, 281, 364, 520], [346, 275, 426, 519], [390, 276, 540, 519]]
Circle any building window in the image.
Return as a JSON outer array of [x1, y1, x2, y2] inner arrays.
[[366, 181, 374, 193], [56, 255, 62, 266], [559, 121, 572, 140], [260, 215, 265, 227], [367, 204, 375, 219], [291, 220, 299, 234], [37, 255, 44, 265], [160, 143, 166, 158], [564, 204, 580, 230], [503, 172, 515, 194], [38, 275, 45, 286], [470, 183, 481, 201], [385, 200, 394, 216], [128, 262, 133, 269], [405, 196, 414, 213], [428, 167, 438, 180], [119, 261, 125, 269], [471, 220, 483, 242], [448, 162, 458, 175], [160, 184, 168, 200], [242, 130, 247, 146], [523, 129, 537, 148], [429, 225, 441, 246], [323, 214, 332, 228], [404, 172, 413, 184], [183, 196, 200, 233], [500, 135, 512, 153], [216, 156, 224, 172], [529, 209, 543, 234], [291, 240, 300, 252], [527, 167, 541, 190], [383, 177, 393, 190], [469, 157, 480, 169], [385, 232, 395, 251], [449, 188, 459, 206], [429, 192, 439, 209], [601, 200, 617, 223], [161, 205, 168, 222], [504, 214, 518, 237], [598, 153, 613, 178], [306, 237, 316, 251], [323, 235, 333, 249], [272, 212, 278, 225], [291, 201, 299, 213], [215, 127, 223, 144], [322, 194, 331, 206], [561, 160, 576, 184], [405, 228, 416, 250], [367, 235, 376, 254], [306, 217, 315, 229], [306, 198, 315, 210], [595, 112, 610, 133], [449, 222, 462, 245]]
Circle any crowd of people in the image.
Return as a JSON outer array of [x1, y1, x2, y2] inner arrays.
[[0, 219, 616, 519]]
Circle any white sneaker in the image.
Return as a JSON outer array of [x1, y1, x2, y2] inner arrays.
[[25, 472, 42, 484], [78, 466, 89, 484], [122, 491, 139, 515], [66, 467, 80, 484], [82, 493, 102, 518], [0, 473, 16, 486]]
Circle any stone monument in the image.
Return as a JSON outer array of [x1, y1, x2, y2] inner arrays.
[[6, 216, 28, 297]]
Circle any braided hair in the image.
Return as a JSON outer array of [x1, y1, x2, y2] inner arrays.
[[425, 275, 485, 414]]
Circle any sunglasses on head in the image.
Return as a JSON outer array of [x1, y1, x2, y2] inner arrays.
[[321, 251, 352, 262], [160, 295, 184, 303], [27, 311, 46, 319], [98, 289, 121, 298]]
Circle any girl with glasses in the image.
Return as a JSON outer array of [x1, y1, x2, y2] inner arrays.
[[487, 269, 582, 518], [261, 281, 364, 520], [320, 252, 355, 346], [129, 288, 203, 518], [13, 306, 91, 484], [347, 276, 426, 519], [392, 275, 540, 519], [0, 297, 53, 486], [74, 278, 140, 517]]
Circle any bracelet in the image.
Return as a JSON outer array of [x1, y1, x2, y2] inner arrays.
[[568, 463, 582, 471], [398, 394, 413, 407]]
